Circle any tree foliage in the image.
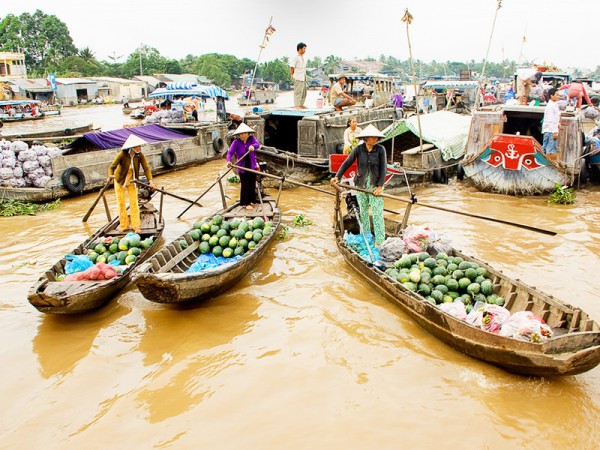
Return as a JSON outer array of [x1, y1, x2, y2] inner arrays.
[[0, 10, 77, 76]]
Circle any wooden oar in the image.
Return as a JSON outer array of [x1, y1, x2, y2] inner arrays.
[[336, 182, 558, 236], [177, 148, 253, 219], [82, 179, 112, 222], [230, 165, 557, 236], [133, 180, 205, 209]]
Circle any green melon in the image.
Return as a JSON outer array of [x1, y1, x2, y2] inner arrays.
[[88, 251, 99, 263], [234, 246, 245, 256], [239, 238, 249, 249], [125, 254, 137, 264], [235, 229, 246, 239], [189, 229, 201, 241], [247, 241, 256, 250], [229, 237, 238, 248], [212, 245, 223, 257], [200, 222, 211, 233], [218, 235, 230, 247], [94, 243, 107, 254], [252, 217, 265, 229], [199, 241, 210, 254], [220, 221, 231, 232], [128, 234, 141, 247], [193, 221, 204, 230], [128, 247, 141, 256], [230, 219, 241, 229], [109, 243, 119, 254], [210, 224, 221, 235], [216, 229, 227, 239], [212, 215, 223, 226], [118, 239, 130, 251], [178, 239, 188, 249], [222, 247, 234, 258], [208, 236, 219, 247], [201, 233, 211, 242]]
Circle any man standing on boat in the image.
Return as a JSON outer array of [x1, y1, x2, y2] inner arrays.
[[290, 42, 307, 109], [541, 88, 560, 161]]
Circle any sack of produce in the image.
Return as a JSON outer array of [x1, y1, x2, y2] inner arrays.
[[466, 302, 510, 333], [427, 233, 452, 257], [498, 311, 553, 343], [17, 149, 36, 162], [402, 225, 432, 253], [9, 141, 28, 154], [2, 156, 16, 169], [379, 237, 408, 261], [439, 300, 467, 320], [32, 175, 51, 188]]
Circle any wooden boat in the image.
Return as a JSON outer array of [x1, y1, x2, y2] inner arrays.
[[0, 123, 95, 142], [0, 100, 61, 122], [332, 192, 600, 376], [0, 122, 229, 203], [461, 105, 587, 195], [237, 81, 278, 106], [28, 201, 165, 314], [132, 198, 280, 303]]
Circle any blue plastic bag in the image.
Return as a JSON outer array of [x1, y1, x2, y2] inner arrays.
[[186, 253, 243, 273], [64, 254, 94, 274], [345, 232, 381, 262]]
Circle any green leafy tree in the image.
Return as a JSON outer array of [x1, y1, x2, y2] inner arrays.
[[0, 10, 77, 76], [120, 44, 170, 78], [259, 59, 290, 84], [57, 55, 102, 77], [324, 55, 341, 74]]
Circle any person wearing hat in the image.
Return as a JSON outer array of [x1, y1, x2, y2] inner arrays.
[[516, 69, 542, 106], [330, 124, 387, 246], [227, 123, 261, 210], [108, 134, 156, 233], [330, 75, 357, 111]]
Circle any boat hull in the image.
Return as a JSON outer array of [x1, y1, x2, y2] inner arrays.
[[27, 203, 164, 314], [334, 214, 600, 376], [1, 123, 229, 202], [133, 199, 281, 304]]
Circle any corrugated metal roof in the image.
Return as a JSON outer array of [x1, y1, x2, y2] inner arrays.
[[55, 77, 97, 85]]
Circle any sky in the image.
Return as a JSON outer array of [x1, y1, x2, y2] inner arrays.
[[1, 0, 598, 71]]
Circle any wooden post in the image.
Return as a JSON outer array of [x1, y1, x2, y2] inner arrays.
[[218, 177, 227, 209], [102, 194, 111, 222]]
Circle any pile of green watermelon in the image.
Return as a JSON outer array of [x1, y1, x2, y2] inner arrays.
[[384, 251, 504, 313], [85, 233, 154, 266], [185, 214, 274, 259]]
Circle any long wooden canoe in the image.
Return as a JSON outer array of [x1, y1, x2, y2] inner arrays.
[[28, 202, 164, 314], [334, 204, 600, 376], [133, 198, 281, 304]]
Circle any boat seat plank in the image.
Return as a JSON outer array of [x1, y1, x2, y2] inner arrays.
[[569, 309, 581, 333], [158, 242, 200, 273], [43, 280, 103, 296]]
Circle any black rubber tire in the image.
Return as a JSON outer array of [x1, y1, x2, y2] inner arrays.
[[579, 159, 589, 184], [432, 168, 448, 184], [61, 167, 86, 194], [456, 162, 465, 181], [161, 147, 177, 168], [64, 128, 73, 136], [212, 137, 225, 153]]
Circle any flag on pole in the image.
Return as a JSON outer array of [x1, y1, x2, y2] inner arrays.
[[260, 23, 276, 48]]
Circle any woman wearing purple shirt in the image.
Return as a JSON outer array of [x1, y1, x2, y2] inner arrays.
[[227, 123, 261, 210]]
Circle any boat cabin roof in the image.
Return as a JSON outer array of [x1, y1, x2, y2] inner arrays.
[[150, 82, 229, 100], [0, 99, 41, 106]]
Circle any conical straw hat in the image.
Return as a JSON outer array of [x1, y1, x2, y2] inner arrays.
[[122, 134, 148, 149], [232, 123, 256, 135], [357, 124, 385, 139]]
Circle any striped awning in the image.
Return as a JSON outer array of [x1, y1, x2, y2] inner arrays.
[[151, 83, 229, 100]]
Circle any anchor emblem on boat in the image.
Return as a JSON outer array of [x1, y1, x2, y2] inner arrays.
[[505, 144, 519, 159]]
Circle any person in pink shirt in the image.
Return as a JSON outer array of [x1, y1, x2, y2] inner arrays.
[[561, 82, 592, 109]]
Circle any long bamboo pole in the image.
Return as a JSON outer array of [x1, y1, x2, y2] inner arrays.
[[230, 163, 557, 235]]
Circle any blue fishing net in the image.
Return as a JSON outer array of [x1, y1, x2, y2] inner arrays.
[[344, 232, 380, 262], [186, 253, 242, 273]]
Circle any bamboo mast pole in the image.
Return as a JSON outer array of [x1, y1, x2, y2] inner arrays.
[[474, 0, 503, 111], [402, 9, 423, 153], [246, 17, 275, 109]]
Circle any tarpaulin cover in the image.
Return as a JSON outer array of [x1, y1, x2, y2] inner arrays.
[[66, 124, 189, 150], [403, 111, 471, 161]]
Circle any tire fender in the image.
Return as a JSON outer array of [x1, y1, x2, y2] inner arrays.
[[212, 137, 225, 153], [61, 167, 86, 194], [64, 128, 73, 136], [456, 162, 465, 181], [432, 168, 448, 184], [161, 147, 177, 168]]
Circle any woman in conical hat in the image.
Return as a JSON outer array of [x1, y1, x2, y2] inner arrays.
[[108, 134, 156, 233], [330, 124, 387, 246], [227, 123, 261, 210]]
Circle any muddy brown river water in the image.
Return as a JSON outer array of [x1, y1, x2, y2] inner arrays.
[[1, 100, 599, 449]]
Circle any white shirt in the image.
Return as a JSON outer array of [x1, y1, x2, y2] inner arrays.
[[290, 54, 306, 82], [542, 100, 560, 133]]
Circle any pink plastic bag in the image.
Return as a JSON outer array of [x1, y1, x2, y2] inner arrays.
[[402, 225, 432, 253], [499, 311, 553, 343]]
